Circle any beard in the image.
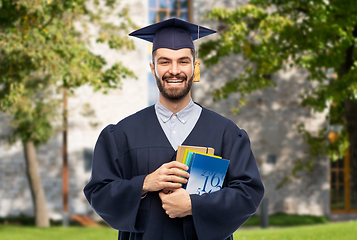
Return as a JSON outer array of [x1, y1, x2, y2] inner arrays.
[[155, 72, 193, 101]]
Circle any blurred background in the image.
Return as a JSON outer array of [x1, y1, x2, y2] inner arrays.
[[1, 0, 357, 235]]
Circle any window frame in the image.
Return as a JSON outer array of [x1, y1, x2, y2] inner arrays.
[[330, 146, 357, 213]]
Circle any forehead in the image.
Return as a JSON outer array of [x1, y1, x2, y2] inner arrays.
[[154, 48, 193, 61]]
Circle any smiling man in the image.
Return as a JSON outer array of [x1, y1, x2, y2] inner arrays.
[[152, 48, 193, 112], [84, 18, 264, 240]]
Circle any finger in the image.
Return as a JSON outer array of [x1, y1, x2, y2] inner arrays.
[[167, 168, 190, 178], [162, 189, 173, 194], [164, 175, 188, 184], [166, 161, 189, 171], [158, 191, 165, 198], [163, 181, 183, 189], [162, 188, 174, 194]]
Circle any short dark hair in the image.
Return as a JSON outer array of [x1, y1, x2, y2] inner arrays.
[[152, 48, 196, 64]]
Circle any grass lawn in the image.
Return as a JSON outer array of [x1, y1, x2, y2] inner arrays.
[[0, 225, 118, 240], [234, 221, 357, 240], [0, 221, 356, 240], [241, 213, 328, 227]]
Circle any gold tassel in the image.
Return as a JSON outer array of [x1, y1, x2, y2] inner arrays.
[[193, 60, 200, 82], [193, 25, 201, 83]]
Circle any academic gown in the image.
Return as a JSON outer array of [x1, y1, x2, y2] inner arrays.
[[84, 105, 264, 240]]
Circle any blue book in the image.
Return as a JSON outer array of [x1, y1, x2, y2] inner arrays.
[[184, 152, 230, 195]]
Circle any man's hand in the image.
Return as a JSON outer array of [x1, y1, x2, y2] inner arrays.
[[159, 188, 192, 218], [142, 161, 189, 195]]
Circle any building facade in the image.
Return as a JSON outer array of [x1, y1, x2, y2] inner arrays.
[[1, 0, 355, 221]]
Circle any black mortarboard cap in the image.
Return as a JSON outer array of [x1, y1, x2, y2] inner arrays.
[[129, 18, 216, 52]]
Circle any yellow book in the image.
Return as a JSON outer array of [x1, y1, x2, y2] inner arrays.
[[176, 145, 215, 163], [183, 149, 221, 167]]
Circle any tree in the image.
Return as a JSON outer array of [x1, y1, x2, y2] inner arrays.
[[200, 1, 357, 187], [0, 0, 135, 227]]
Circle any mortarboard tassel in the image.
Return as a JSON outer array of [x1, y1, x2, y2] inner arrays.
[[193, 26, 200, 82], [193, 60, 200, 82]]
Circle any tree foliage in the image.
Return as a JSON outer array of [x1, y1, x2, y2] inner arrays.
[[0, 0, 136, 144], [0, 0, 136, 226], [200, 0, 357, 166]]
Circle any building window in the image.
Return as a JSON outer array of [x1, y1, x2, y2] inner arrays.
[[149, 0, 189, 23], [330, 147, 357, 213], [147, 0, 191, 106]]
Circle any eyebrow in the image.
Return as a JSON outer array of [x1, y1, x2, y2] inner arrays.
[[157, 57, 171, 61], [157, 56, 192, 61], [179, 56, 192, 61]]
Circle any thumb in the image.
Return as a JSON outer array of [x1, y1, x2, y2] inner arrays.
[[158, 191, 165, 199]]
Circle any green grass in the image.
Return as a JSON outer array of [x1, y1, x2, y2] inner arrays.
[[0, 226, 118, 240], [242, 213, 329, 227], [234, 221, 357, 240], [0, 221, 356, 240]]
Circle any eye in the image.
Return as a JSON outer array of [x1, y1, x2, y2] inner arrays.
[[158, 60, 169, 65]]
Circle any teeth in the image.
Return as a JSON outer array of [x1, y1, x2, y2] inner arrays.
[[167, 80, 183, 83]]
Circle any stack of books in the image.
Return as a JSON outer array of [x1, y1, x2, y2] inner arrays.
[[176, 145, 230, 195]]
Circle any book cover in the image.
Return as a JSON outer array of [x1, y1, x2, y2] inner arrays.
[[176, 145, 214, 163], [183, 149, 221, 168], [184, 152, 229, 195], [183, 150, 195, 167]]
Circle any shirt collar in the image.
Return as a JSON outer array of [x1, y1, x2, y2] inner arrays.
[[155, 100, 195, 124]]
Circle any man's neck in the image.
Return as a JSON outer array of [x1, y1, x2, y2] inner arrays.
[[159, 94, 191, 114]]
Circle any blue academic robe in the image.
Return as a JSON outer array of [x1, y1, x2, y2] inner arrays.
[[84, 105, 264, 240]]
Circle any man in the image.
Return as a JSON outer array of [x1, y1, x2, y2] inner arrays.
[[84, 18, 264, 240]]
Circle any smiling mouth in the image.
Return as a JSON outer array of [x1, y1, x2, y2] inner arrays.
[[166, 79, 184, 84], [162, 74, 186, 83]]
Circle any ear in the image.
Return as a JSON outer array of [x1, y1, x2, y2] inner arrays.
[[149, 62, 156, 78]]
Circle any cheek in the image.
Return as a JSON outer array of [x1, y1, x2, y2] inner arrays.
[[155, 66, 166, 79], [184, 65, 194, 77]]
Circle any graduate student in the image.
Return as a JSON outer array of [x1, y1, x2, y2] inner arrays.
[[84, 18, 264, 240]]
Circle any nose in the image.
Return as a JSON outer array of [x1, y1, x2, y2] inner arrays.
[[169, 62, 180, 75]]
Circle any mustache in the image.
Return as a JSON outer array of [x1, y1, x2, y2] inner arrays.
[[162, 73, 187, 81]]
